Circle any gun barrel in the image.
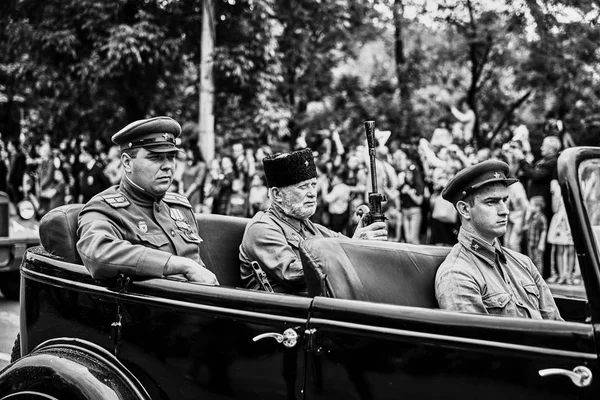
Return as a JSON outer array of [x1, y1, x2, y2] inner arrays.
[[364, 120, 379, 193]]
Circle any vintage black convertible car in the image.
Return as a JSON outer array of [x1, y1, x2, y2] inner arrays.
[[0, 192, 40, 300], [0, 147, 599, 399]]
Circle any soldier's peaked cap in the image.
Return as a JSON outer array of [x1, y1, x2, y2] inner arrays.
[[111, 116, 181, 153], [441, 159, 518, 205], [263, 148, 317, 188]]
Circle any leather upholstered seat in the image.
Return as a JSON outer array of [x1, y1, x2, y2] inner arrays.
[[196, 213, 249, 287], [300, 238, 451, 308], [39, 205, 249, 288], [40, 204, 85, 265]]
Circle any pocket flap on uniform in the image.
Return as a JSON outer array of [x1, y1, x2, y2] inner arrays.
[[136, 234, 170, 248], [180, 231, 203, 245], [287, 233, 303, 249], [482, 292, 511, 309], [522, 283, 540, 298]]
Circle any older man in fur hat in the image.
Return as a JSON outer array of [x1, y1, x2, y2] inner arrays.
[[435, 159, 561, 320], [239, 148, 388, 294]]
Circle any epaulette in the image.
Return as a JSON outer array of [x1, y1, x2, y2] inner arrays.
[[163, 192, 192, 209], [102, 194, 131, 208]]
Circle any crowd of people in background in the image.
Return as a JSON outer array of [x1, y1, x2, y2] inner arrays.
[[0, 111, 580, 286]]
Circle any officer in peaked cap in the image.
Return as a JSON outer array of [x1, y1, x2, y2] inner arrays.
[[239, 147, 388, 295], [441, 159, 518, 205], [111, 116, 182, 154], [434, 159, 562, 321], [77, 117, 218, 285]]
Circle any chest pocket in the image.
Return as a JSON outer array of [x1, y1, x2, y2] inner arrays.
[[286, 233, 303, 250], [522, 283, 540, 307], [482, 292, 511, 315], [135, 233, 170, 249]]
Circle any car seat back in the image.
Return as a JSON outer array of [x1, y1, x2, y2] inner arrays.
[[196, 213, 249, 287], [40, 204, 85, 265], [300, 238, 451, 307]]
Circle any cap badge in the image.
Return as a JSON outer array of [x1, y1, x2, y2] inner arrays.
[[138, 221, 148, 233], [494, 172, 500, 179], [162, 133, 169, 140]]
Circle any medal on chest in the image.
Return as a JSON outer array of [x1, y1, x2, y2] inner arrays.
[[170, 208, 192, 232], [138, 221, 148, 233]]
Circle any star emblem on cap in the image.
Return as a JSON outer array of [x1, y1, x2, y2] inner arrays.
[[162, 133, 170, 140], [494, 172, 500, 178]]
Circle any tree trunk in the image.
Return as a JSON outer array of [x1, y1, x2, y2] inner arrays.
[[393, 0, 412, 139], [199, 0, 216, 162]]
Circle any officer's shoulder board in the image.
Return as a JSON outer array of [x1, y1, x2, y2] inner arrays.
[[102, 194, 131, 208], [163, 192, 192, 209]]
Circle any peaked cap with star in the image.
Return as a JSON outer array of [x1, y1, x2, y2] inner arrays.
[[263, 148, 317, 188], [441, 159, 518, 205], [111, 116, 181, 153]]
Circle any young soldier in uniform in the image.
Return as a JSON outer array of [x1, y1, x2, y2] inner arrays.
[[77, 117, 218, 284], [434, 159, 561, 320], [239, 148, 388, 294]]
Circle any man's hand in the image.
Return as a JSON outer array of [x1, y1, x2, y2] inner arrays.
[[164, 255, 219, 285], [352, 205, 388, 241]]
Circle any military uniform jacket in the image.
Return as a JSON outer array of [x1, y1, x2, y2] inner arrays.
[[239, 206, 342, 294], [77, 176, 202, 280]]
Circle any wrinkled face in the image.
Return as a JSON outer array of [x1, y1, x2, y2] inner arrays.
[[278, 178, 318, 220], [460, 182, 510, 242], [123, 148, 176, 197]]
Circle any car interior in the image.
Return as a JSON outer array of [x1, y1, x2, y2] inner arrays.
[[36, 204, 588, 323]]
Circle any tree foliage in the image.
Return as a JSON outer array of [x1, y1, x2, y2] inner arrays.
[[1, 0, 598, 152]]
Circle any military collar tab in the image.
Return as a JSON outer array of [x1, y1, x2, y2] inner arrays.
[[458, 227, 497, 266]]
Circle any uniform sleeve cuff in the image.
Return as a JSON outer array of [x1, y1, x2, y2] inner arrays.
[[137, 248, 172, 277]]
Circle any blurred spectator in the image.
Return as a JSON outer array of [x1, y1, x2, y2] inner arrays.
[[399, 164, 424, 244], [449, 98, 475, 145], [41, 167, 68, 210], [180, 146, 207, 213], [211, 156, 235, 215], [104, 145, 123, 186], [503, 143, 529, 252], [0, 141, 9, 194], [526, 196, 547, 274], [546, 180, 576, 284], [226, 177, 249, 218], [323, 167, 351, 235], [6, 138, 27, 203], [78, 146, 111, 204], [429, 119, 453, 151], [428, 177, 458, 246], [248, 173, 269, 216]]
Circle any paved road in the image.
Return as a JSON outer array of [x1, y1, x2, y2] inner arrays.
[[0, 294, 19, 370]]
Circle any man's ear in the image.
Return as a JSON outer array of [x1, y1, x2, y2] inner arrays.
[[121, 153, 133, 173], [270, 187, 283, 203], [456, 200, 470, 220]]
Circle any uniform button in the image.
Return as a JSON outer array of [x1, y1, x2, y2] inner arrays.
[[171, 230, 175, 236]]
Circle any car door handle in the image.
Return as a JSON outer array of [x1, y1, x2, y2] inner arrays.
[[538, 366, 592, 387], [253, 328, 298, 348]]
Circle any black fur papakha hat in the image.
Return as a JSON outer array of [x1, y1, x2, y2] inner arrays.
[[442, 159, 518, 205], [263, 148, 317, 188]]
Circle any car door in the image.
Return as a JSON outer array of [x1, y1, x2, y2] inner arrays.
[[303, 147, 600, 400], [117, 281, 311, 400], [304, 299, 598, 400]]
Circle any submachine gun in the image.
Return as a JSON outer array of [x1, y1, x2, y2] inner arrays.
[[362, 120, 387, 225]]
